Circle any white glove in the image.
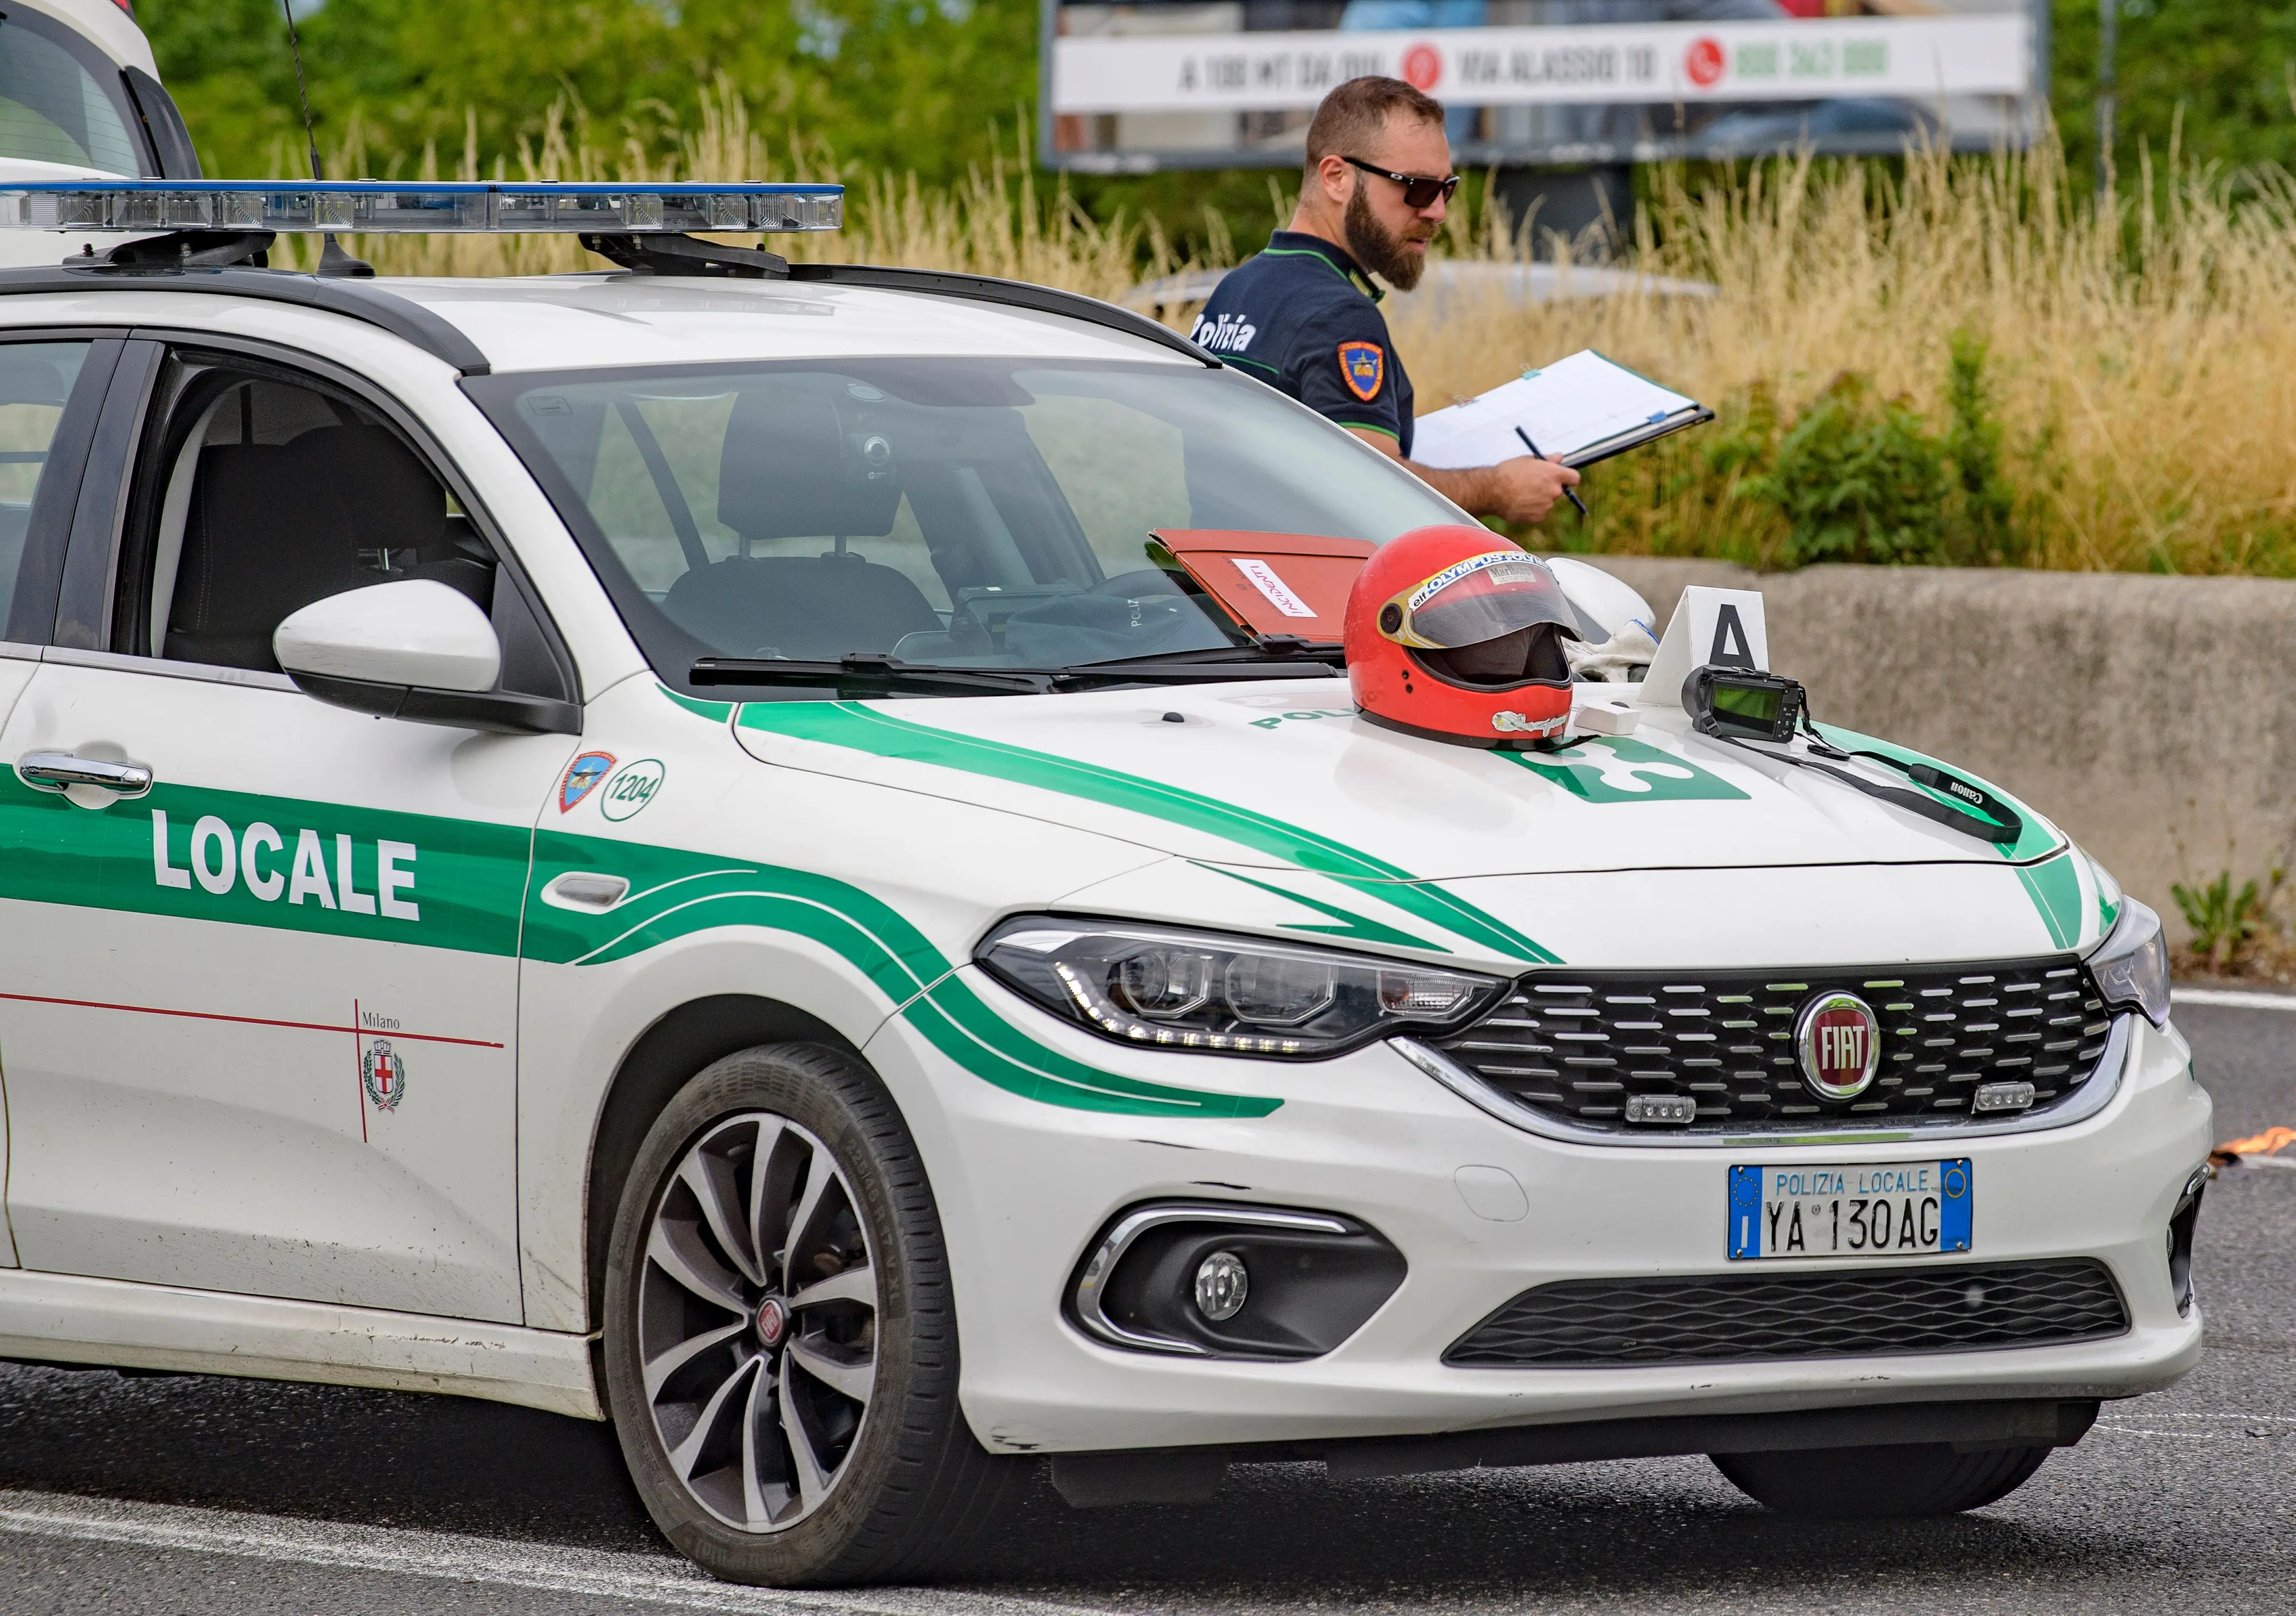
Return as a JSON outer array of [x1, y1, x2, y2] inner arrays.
[[1562, 617, 1659, 683]]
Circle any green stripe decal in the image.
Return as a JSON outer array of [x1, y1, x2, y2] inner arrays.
[[1193, 861, 1448, 951], [1809, 722, 2074, 945], [2018, 850, 2084, 949], [0, 773, 528, 954], [659, 685, 736, 722], [735, 700, 1559, 964], [1809, 724, 2060, 863], [0, 769, 1280, 1118], [530, 830, 1278, 1118]]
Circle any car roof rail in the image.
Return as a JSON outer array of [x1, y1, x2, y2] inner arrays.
[[785, 262, 1213, 365], [0, 259, 493, 375], [0, 242, 1213, 378]]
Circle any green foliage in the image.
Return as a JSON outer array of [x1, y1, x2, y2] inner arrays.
[[2173, 868, 2270, 971], [138, 0, 1040, 191], [130, 2, 2296, 263], [1646, 336, 2022, 570], [1945, 330, 2015, 558], [1738, 374, 1952, 566], [2051, 0, 2296, 192]]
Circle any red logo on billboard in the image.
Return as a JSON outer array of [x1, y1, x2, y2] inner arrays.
[[1685, 36, 1727, 89], [1401, 43, 1442, 92]]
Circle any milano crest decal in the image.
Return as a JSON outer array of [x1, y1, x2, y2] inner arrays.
[[362, 1039, 407, 1112]]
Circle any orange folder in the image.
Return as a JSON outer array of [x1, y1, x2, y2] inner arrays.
[[1148, 530, 1376, 643]]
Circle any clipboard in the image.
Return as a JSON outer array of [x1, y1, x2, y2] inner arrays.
[[1553, 403, 1716, 469], [1409, 349, 1713, 472], [1147, 530, 1375, 643]]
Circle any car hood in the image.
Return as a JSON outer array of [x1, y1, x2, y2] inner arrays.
[[727, 680, 2068, 889]]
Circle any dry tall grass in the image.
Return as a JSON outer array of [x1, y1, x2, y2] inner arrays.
[[287, 84, 1153, 292], [298, 95, 2296, 575], [1402, 141, 2296, 576]]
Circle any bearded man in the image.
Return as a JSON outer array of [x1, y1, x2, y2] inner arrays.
[[1191, 75, 1580, 525]]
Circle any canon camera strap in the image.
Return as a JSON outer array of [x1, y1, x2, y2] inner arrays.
[[1709, 729, 2023, 848]]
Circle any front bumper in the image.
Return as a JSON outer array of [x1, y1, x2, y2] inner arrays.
[[864, 974, 2209, 1456]]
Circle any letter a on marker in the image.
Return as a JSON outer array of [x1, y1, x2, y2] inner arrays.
[[1709, 604, 1755, 668]]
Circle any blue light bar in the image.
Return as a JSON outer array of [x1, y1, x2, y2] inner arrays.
[[0, 180, 843, 234]]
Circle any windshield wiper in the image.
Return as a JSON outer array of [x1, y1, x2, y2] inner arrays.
[[691, 640, 1349, 698], [1049, 659, 1343, 688], [691, 655, 1054, 695], [1050, 637, 1348, 685]]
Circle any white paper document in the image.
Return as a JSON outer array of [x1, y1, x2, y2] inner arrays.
[[1409, 350, 1704, 471]]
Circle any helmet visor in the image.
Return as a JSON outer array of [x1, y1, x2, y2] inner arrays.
[[1395, 551, 1578, 649]]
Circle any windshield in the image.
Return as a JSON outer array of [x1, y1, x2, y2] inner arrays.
[[0, 11, 143, 175], [472, 356, 1462, 696]]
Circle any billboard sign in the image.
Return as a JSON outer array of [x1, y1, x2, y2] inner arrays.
[[1045, 2, 2047, 173]]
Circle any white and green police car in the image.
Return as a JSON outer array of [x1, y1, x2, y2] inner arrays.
[[0, 180, 2206, 1587]]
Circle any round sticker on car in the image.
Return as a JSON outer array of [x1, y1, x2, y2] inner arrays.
[[600, 759, 666, 822]]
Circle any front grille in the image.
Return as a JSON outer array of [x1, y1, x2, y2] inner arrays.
[[1429, 958, 2112, 1133], [1445, 1260, 2129, 1368]]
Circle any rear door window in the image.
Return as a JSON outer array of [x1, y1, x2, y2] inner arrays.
[[103, 352, 573, 704], [0, 10, 146, 175], [0, 340, 92, 639]]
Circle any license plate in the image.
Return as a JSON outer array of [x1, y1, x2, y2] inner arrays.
[[1727, 1160, 1971, 1261]]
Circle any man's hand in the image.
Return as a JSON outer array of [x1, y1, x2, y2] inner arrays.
[[1449, 454, 1582, 525], [1347, 430, 1582, 524]]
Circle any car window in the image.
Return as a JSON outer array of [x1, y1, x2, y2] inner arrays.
[[111, 356, 571, 702], [577, 388, 952, 615], [475, 356, 1461, 684], [1017, 394, 1192, 581], [0, 340, 91, 638], [0, 10, 145, 176]]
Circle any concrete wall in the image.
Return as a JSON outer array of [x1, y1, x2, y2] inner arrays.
[[1576, 556, 2296, 942]]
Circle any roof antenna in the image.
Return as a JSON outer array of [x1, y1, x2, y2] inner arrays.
[[282, 0, 371, 278]]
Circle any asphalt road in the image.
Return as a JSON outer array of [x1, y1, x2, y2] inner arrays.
[[0, 997, 2289, 1616]]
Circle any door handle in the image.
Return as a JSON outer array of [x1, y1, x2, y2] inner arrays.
[[18, 752, 154, 797]]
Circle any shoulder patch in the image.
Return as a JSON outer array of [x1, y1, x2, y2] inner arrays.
[[1337, 340, 1384, 402]]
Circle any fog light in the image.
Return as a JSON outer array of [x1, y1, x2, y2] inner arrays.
[[1973, 1080, 2036, 1114], [1193, 1250, 1249, 1320]]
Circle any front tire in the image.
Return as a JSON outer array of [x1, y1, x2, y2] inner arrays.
[[602, 1042, 1023, 1585], [1711, 1442, 2051, 1518]]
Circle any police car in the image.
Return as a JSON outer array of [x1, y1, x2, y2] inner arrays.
[[0, 179, 2205, 1587], [0, 1, 201, 265]]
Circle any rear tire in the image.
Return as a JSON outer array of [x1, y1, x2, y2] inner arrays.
[[1711, 1442, 2051, 1518], [602, 1041, 1027, 1586]]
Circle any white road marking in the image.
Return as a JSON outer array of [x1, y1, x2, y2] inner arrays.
[[2173, 986, 2296, 1011], [2095, 1410, 2296, 1440], [2138, 1411, 2296, 1420], [0, 1490, 1114, 1616]]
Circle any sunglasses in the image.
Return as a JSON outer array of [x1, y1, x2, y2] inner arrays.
[[1342, 156, 1461, 209]]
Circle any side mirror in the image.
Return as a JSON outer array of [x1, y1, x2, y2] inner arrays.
[[274, 580, 580, 735]]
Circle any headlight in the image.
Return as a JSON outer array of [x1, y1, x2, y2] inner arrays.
[[977, 916, 1508, 1059], [2088, 897, 2170, 1027]]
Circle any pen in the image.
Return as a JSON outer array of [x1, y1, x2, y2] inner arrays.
[[1515, 424, 1589, 518]]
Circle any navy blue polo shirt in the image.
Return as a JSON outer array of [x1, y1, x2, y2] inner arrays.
[[1190, 231, 1416, 458]]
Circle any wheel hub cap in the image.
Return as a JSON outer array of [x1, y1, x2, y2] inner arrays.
[[754, 1295, 789, 1349]]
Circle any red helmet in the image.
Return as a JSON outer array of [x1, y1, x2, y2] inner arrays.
[[1344, 526, 1582, 748]]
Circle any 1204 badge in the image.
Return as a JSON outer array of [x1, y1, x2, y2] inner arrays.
[[600, 759, 665, 822]]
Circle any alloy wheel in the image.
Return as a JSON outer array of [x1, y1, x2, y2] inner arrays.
[[637, 1111, 878, 1532]]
